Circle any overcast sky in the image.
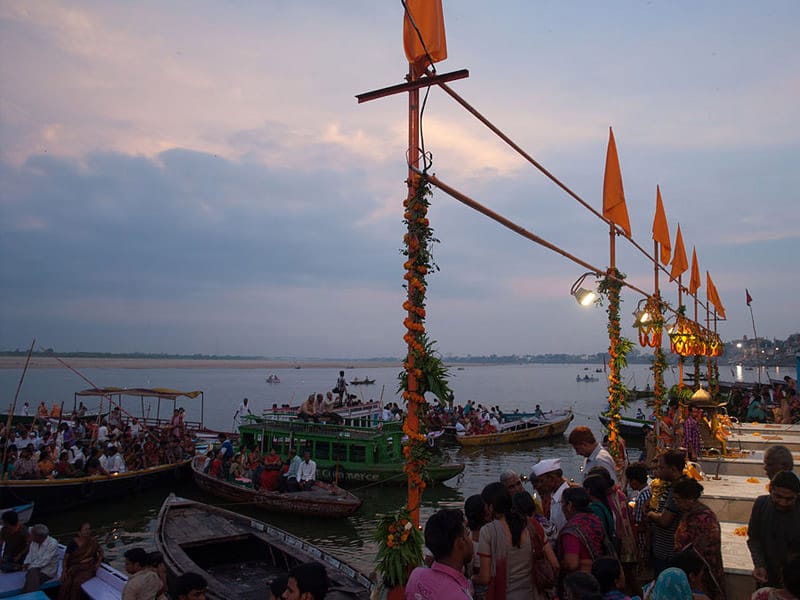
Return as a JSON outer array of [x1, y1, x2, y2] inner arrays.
[[1, 1, 798, 358]]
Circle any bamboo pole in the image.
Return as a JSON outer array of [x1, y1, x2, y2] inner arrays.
[[2, 339, 35, 479]]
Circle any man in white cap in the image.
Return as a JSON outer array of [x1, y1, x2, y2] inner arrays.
[[530, 458, 570, 537]]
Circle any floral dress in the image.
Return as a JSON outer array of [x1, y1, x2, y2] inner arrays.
[[674, 502, 725, 599]]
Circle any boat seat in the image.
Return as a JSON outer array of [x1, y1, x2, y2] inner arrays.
[[81, 564, 127, 600]]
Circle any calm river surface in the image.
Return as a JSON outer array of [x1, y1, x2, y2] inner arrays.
[[0, 362, 789, 574]]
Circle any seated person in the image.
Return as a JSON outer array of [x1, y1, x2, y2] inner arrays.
[[22, 524, 59, 592], [54, 451, 76, 478], [297, 451, 316, 491], [0, 510, 28, 572]]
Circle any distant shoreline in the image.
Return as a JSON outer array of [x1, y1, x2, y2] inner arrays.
[[0, 357, 403, 370]]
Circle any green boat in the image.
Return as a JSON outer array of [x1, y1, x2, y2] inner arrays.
[[237, 419, 464, 486]]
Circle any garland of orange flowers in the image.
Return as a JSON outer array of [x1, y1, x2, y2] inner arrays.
[[598, 269, 632, 461]]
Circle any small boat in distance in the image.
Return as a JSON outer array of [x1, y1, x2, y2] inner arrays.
[[155, 494, 373, 600], [576, 374, 599, 382], [456, 410, 574, 447], [349, 377, 375, 385], [189, 456, 361, 518], [266, 374, 280, 383]]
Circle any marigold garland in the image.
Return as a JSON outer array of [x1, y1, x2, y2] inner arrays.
[[598, 268, 631, 462], [374, 507, 424, 588]]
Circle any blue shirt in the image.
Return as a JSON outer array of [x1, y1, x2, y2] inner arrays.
[[285, 455, 302, 479]]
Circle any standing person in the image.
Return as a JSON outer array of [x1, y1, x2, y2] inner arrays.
[[405, 508, 474, 600], [646, 449, 686, 576], [557, 487, 608, 578], [672, 477, 725, 600], [58, 522, 103, 600], [530, 458, 571, 538], [474, 482, 534, 600], [568, 426, 616, 483], [122, 548, 162, 600], [625, 462, 652, 575], [748, 470, 800, 589], [683, 407, 702, 462], [22, 524, 60, 592], [334, 371, 348, 403], [233, 398, 252, 427], [464, 495, 489, 600], [297, 450, 316, 491]]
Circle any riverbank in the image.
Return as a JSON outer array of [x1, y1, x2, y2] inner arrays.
[[0, 357, 402, 370]]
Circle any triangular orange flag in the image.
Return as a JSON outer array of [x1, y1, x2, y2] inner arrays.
[[652, 185, 671, 265], [689, 246, 701, 295], [403, 0, 448, 70], [706, 271, 727, 319], [602, 127, 632, 238], [670, 224, 688, 281]]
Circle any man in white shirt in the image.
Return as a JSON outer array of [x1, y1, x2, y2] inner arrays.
[[22, 524, 60, 592], [68, 442, 86, 470], [530, 458, 571, 539], [96, 420, 109, 444], [568, 426, 616, 483], [297, 451, 316, 491], [99, 445, 126, 474], [233, 397, 252, 427]]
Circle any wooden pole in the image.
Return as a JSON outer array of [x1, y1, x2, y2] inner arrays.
[[2, 339, 35, 478]]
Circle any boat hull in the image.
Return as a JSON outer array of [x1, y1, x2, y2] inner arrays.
[[190, 457, 361, 517], [155, 495, 373, 600], [0, 460, 190, 515], [456, 412, 574, 447]]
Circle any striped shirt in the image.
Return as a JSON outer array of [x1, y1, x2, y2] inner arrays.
[[650, 484, 680, 561]]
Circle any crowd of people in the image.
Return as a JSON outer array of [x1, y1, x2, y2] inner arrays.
[[727, 376, 799, 424], [405, 426, 800, 600], [0, 405, 198, 480]]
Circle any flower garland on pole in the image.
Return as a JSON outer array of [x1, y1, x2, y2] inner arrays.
[[598, 268, 632, 466]]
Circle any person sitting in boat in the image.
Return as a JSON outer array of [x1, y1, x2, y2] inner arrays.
[[284, 562, 328, 600], [22, 524, 60, 593], [533, 404, 546, 420], [255, 447, 282, 491], [297, 394, 318, 422], [54, 451, 76, 478], [746, 393, 767, 422], [279, 447, 302, 492], [99, 444, 126, 474], [49, 403, 61, 418], [122, 547, 162, 600], [12, 447, 39, 480], [381, 404, 393, 421], [635, 408, 646, 421], [36, 402, 48, 418], [37, 449, 55, 479], [297, 450, 316, 491], [77, 402, 87, 418], [173, 572, 208, 600], [207, 452, 223, 478], [0, 510, 28, 573]]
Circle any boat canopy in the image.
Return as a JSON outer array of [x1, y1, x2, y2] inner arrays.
[[75, 387, 203, 400]]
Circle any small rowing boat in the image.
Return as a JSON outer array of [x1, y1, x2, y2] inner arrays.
[[190, 456, 362, 518], [155, 494, 373, 600], [456, 410, 574, 447], [349, 377, 375, 385]]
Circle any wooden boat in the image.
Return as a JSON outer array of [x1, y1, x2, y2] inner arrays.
[[456, 410, 574, 447], [155, 494, 373, 600], [0, 502, 34, 524], [190, 456, 361, 517], [0, 459, 191, 515], [576, 375, 599, 382], [349, 378, 375, 385], [598, 415, 653, 438], [81, 562, 127, 600], [266, 374, 281, 384], [238, 419, 463, 486], [261, 401, 383, 428]]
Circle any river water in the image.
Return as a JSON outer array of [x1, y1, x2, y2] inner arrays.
[[0, 361, 789, 575]]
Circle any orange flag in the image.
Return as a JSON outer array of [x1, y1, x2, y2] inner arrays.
[[403, 0, 448, 69], [706, 272, 727, 319], [652, 185, 671, 265], [602, 127, 632, 237], [689, 246, 701, 295], [670, 224, 688, 281]]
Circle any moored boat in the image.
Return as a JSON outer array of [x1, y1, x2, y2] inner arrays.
[[456, 410, 574, 447], [189, 456, 361, 517], [598, 415, 653, 438], [238, 419, 463, 486], [0, 460, 191, 516], [155, 494, 373, 600], [0, 502, 34, 524]]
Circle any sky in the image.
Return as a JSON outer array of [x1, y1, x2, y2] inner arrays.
[[1, 1, 798, 359]]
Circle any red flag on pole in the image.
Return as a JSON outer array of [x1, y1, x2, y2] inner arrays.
[[746, 289, 753, 306], [689, 246, 701, 295], [652, 185, 671, 265], [670, 224, 688, 281], [403, 0, 448, 70], [602, 127, 632, 238], [706, 272, 726, 319]]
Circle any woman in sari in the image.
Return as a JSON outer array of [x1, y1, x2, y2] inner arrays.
[[258, 448, 283, 491], [558, 487, 607, 577], [474, 481, 534, 600], [672, 476, 725, 600], [58, 522, 103, 600]]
